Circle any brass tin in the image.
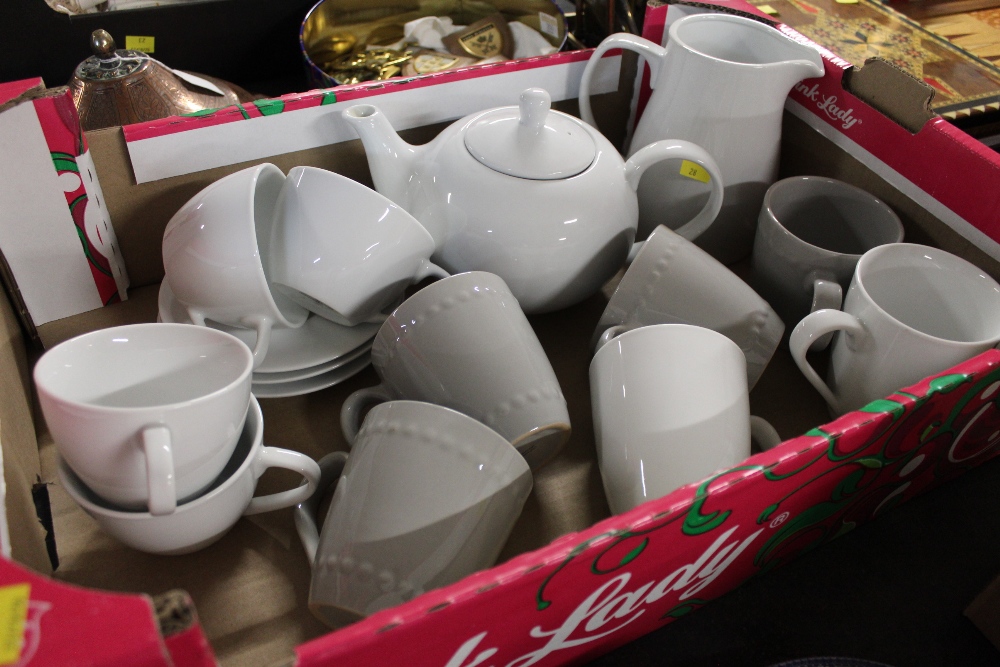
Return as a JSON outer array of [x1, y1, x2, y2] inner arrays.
[[299, 0, 566, 89]]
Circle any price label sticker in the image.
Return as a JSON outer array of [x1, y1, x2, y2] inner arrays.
[[835, 0, 859, 4], [679, 160, 711, 183], [538, 12, 560, 38], [758, 4, 779, 15], [0, 584, 29, 665], [125, 36, 156, 53]]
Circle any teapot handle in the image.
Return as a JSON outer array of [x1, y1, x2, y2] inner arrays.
[[624, 140, 724, 242], [579, 33, 667, 130]]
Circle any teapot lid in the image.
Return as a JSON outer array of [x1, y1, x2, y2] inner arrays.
[[464, 88, 596, 180]]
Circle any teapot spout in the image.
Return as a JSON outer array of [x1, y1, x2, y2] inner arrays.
[[342, 104, 419, 209]]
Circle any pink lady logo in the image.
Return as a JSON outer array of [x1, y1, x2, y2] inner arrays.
[[795, 82, 861, 131], [445, 526, 763, 667]]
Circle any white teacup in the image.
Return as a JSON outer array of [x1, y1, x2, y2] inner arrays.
[[591, 324, 779, 515], [269, 166, 450, 326], [35, 323, 253, 516], [593, 225, 784, 389], [296, 401, 532, 627], [162, 163, 308, 368], [58, 396, 321, 555], [790, 243, 1000, 415], [341, 271, 571, 469]]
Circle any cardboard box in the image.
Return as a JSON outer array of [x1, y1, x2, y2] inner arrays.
[[2, 1, 1000, 665]]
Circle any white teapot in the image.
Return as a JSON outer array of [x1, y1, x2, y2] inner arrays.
[[342, 88, 723, 314]]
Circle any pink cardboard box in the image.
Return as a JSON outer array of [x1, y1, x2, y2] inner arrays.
[[1, 2, 999, 665]]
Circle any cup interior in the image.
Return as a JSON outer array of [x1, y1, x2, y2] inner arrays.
[[60, 395, 262, 516], [860, 245, 1000, 343], [768, 178, 902, 254], [35, 324, 252, 409]]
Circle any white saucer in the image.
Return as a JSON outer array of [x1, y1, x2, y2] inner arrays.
[[251, 352, 372, 398], [252, 341, 372, 385], [158, 280, 379, 374]]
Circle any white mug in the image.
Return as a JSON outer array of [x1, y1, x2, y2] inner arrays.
[[342, 271, 571, 469], [269, 166, 450, 326], [35, 323, 253, 516], [751, 176, 904, 342], [593, 225, 784, 389], [591, 324, 778, 515], [162, 163, 308, 367], [59, 396, 321, 555], [790, 243, 1000, 415], [296, 401, 532, 626]]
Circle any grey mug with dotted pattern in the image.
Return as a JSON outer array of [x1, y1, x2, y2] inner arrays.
[[341, 271, 571, 469], [297, 401, 532, 627]]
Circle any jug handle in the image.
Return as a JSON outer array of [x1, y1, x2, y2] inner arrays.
[[579, 33, 667, 130], [624, 139, 724, 242]]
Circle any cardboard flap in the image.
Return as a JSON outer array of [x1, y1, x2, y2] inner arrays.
[[0, 274, 48, 574], [843, 57, 938, 134]]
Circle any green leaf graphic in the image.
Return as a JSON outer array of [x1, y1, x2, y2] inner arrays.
[[661, 599, 706, 619], [254, 99, 285, 116], [758, 503, 780, 524], [619, 538, 648, 567], [321, 91, 338, 105], [859, 398, 906, 418], [930, 373, 970, 394], [855, 458, 883, 469]]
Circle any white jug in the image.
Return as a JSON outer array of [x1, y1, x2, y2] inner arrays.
[[580, 13, 825, 264]]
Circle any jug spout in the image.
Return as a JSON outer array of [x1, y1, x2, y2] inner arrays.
[[771, 41, 826, 91], [342, 104, 420, 209]]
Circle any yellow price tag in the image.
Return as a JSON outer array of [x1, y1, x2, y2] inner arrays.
[[835, 0, 859, 4], [125, 36, 156, 53], [758, 4, 779, 14], [0, 584, 29, 665], [679, 160, 711, 184]]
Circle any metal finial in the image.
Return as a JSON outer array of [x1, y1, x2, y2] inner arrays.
[[91, 29, 116, 59]]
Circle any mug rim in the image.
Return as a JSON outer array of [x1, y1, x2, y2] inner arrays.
[[372, 271, 512, 355], [360, 399, 530, 478], [590, 322, 744, 370], [34, 322, 254, 414], [57, 395, 263, 520], [853, 242, 1000, 346], [761, 175, 904, 259]]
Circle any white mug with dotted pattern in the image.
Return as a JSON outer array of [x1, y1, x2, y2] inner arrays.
[[341, 271, 570, 469], [296, 401, 532, 627]]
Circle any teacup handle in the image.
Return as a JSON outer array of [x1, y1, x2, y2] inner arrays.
[[593, 323, 635, 355], [243, 446, 321, 516], [789, 308, 868, 413], [624, 140, 724, 243], [808, 279, 844, 352], [579, 33, 667, 130], [142, 425, 176, 516], [294, 451, 349, 565], [341, 384, 394, 446], [186, 308, 272, 370], [239, 315, 274, 370], [414, 259, 450, 282], [750, 416, 783, 452]]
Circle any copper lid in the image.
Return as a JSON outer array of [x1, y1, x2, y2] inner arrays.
[[68, 29, 255, 131]]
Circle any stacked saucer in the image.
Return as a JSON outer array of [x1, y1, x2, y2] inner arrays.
[[158, 280, 377, 397]]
